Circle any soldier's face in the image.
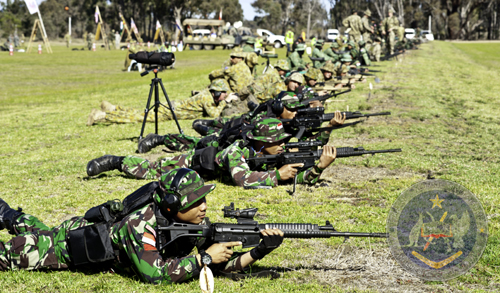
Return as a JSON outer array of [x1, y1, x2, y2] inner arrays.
[[174, 198, 207, 224], [307, 79, 316, 87], [254, 140, 285, 155], [230, 56, 243, 65], [280, 107, 296, 120], [323, 71, 332, 80], [288, 81, 300, 92], [278, 69, 286, 76]]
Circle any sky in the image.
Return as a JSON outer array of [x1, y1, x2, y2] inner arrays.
[[239, 0, 331, 21]]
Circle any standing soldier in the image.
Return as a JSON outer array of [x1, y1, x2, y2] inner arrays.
[[342, 10, 363, 44], [381, 7, 400, 55], [83, 31, 88, 48], [370, 37, 382, 62], [361, 9, 374, 52], [13, 33, 20, 48], [87, 32, 95, 50], [285, 28, 294, 55], [64, 33, 71, 48]]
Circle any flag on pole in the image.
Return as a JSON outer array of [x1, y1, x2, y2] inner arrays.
[[219, 8, 223, 20], [24, 0, 39, 15], [156, 20, 161, 30], [95, 7, 99, 23], [131, 18, 139, 34]]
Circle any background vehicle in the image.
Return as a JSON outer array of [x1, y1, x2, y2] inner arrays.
[[404, 28, 416, 39], [256, 29, 286, 48], [183, 19, 240, 50], [421, 30, 434, 41], [327, 29, 340, 41]]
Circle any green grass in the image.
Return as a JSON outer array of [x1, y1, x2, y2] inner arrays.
[[0, 42, 499, 292]]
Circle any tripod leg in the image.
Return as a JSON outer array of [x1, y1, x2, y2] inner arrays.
[[158, 79, 184, 134], [154, 79, 159, 134], [139, 81, 155, 140]]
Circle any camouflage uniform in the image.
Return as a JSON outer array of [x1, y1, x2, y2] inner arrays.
[[119, 119, 325, 187], [242, 37, 255, 53], [287, 44, 308, 71], [0, 170, 246, 284], [381, 12, 400, 54], [358, 41, 372, 66], [361, 10, 373, 51], [311, 40, 332, 68], [323, 43, 341, 63], [104, 81, 229, 123], [342, 13, 363, 44], [370, 37, 382, 62]]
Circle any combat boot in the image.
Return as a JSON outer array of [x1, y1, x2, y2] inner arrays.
[[192, 119, 214, 136], [86, 109, 106, 126], [100, 101, 116, 112], [86, 155, 125, 176], [0, 198, 24, 234], [137, 133, 166, 153]]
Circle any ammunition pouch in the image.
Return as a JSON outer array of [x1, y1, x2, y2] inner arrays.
[[67, 222, 115, 266], [192, 147, 217, 172]]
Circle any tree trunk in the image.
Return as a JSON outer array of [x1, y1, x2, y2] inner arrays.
[[174, 6, 182, 42]]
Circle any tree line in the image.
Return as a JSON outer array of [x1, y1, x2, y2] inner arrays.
[[0, 0, 498, 41]]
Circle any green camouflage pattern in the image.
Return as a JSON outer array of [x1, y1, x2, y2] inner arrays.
[[341, 53, 353, 62], [246, 118, 291, 143], [121, 151, 194, 179], [163, 134, 202, 152], [288, 72, 305, 85], [323, 47, 341, 63], [304, 68, 322, 81], [104, 89, 228, 123], [311, 47, 332, 68], [287, 51, 308, 71], [274, 59, 290, 71], [224, 61, 253, 93], [158, 169, 215, 211], [245, 69, 286, 103], [229, 48, 246, 58], [321, 62, 336, 73], [381, 15, 399, 54], [342, 14, 363, 43], [209, 79, 230, 92]]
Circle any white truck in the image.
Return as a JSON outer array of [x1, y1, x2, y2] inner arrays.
[[256, 29, 286, 48]]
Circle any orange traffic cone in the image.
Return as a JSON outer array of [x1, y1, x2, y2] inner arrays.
[[38, 44, 42, 54], [92, 43, 96, 51], [9, 44, 13, 56]]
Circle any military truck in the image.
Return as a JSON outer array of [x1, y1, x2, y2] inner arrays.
[[182, 19, 242, 50]]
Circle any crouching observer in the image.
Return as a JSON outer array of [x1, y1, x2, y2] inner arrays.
[[0, 168, 283, 284]]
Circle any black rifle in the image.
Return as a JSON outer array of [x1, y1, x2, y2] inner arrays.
[[348, 68, 375, 76], [157, 202, 387, 252], [281, 107, 391, 139], [381, 51, 404, 61], [309, 56, 325, 62], [297, 88, 351, 106], [361, 68, 383, 73], [248, 141, 402, 193]]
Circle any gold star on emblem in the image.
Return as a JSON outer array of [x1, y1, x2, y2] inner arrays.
[[430, 194, 444, 209]]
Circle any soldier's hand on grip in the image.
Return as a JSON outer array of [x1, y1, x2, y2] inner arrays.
[[328, 111, 346, 126], [278, 163, 304, 180], [317, 145, 336, 170], [205, 241, 242, 263], [250, 228, 284, 260]]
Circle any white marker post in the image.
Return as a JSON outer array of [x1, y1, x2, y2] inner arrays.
[[38, 44, 42, 54]]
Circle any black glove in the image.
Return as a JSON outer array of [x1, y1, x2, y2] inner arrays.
[[250, 233, 283, 260]]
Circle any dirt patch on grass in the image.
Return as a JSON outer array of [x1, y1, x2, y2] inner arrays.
[[279, 240, 469, 292], [322, 164, 421, 184]]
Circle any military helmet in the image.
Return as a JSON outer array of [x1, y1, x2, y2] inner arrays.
[[247, 118, 291, 143], [315, 39, 324, 46], [287, 72, 305, 84], [347, 41, 356, 48], [304, 68, 320, 80], [341, 53, 353, 62], [274, 59, 290, 71], [295, 43, 306, 51], [209, 79, 230, 92], [246, 37, 256, 44], [320, 62, 336, 73], [230, 48, 245, 58], [158, 168, 215, 212], [389, 7, 396, 13], [364, 9, 372, 17], [279, 92, 302, 109], [358, 40, 366, 47]]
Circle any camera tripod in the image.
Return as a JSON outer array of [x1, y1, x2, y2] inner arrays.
[[138, 66, 183, 141]]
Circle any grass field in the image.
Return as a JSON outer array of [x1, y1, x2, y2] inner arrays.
[[0, 41, 499, 292]]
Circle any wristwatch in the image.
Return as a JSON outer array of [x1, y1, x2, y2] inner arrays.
[[200, 252, 212, 266]]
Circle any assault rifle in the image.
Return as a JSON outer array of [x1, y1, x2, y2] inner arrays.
[[157, 202, 387, 252], [248, 141, 402, 193], [281, 107, 391, 139], [381, 50, 404, 61], [297, 88, 351, 106]]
